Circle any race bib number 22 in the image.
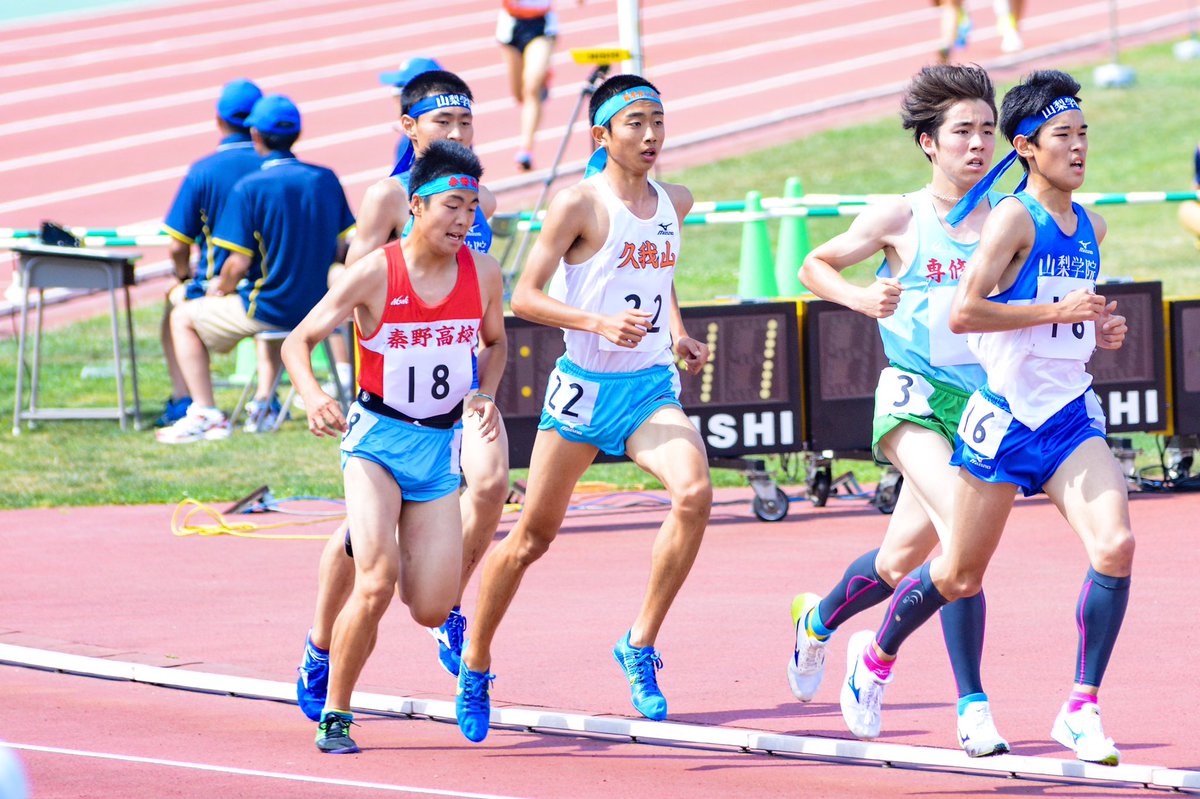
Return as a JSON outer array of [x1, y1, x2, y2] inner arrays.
[[543, 368, 600, 427]]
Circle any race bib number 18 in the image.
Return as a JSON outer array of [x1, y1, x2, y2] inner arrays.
[[956, 392, 1013, 460], [543, 368, 600, 427]]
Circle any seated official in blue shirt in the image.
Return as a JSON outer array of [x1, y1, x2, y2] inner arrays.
[[157, 78, 263, 427]]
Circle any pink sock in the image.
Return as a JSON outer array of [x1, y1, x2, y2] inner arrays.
[[1067, 690, 1097, 713], [862, 642, 894, 681]]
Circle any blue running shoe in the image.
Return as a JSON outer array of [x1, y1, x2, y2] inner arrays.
[[153, 396, 191, 428], [296, 633, 330, 722], [315, 710, 359, 754], [428, 607, 466, 677], [613, 630, 667, 720], [455, 660, 494, 743]]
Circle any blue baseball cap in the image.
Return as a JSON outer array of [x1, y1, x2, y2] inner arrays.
[[246, 95, 302, 136], [379, 56, 443, 94], [217, 79, 263, 127]]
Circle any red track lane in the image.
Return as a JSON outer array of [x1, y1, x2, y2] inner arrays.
[[2, 488, 1198, 796]]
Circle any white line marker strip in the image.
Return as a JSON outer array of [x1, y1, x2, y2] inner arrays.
[[7, 743, 538, 799], [2, 643, 1196, 790]]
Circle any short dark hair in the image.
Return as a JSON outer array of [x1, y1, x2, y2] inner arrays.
[[589, 74, 660, 128], [900, 64, 996, 161], [999, 69, 1082, 171], [409, 139, 483, 201], [260, 131, 299, 152], [401, 70, 473, 116]]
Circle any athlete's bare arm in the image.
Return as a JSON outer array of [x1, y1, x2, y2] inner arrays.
[[468, 251, 507, 441], [346, 178, 408, 266], [282, 251, 389, 436], [950, 198, 1104, 334], [799, 198, 912, 319], [479, 185, 498, 220], [510, 183, 651, 348]]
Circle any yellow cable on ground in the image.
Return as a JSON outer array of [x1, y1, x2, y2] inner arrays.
[[171, 498, 341, 541]]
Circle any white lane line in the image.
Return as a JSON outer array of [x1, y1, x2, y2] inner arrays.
[[7, 743, 539, 799], [2, 644, 1196, 791]]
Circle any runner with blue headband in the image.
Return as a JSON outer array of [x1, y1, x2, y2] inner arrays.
[[585, 85, 663, 178], [455, 74, 712, 744], [297, 71, 511, 728], [285, 139, 508, 755], [946, 95, 1080, 226], [836, 69, 1134, 767]]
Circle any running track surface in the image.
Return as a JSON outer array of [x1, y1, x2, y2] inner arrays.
[[3, 487, 1199, 796], [0, 0, 1194, 329]]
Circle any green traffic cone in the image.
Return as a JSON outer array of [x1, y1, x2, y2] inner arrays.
[[737, 190, 777, 299], [774, 176, 810, 296]]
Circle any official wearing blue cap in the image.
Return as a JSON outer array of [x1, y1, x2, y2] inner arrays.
[[216, 78, 263, 128], [157, 78, 265, 427], [212, 94, 355, 332]]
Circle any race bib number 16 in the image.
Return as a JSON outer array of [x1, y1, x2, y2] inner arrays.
[[956, 392, 1013, 460]]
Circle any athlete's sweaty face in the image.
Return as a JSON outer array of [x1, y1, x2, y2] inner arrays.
[[411, 189, 479, 255], [597, 100, 664, 172], [926, 98, 996, 189], [1024, 109, 1088, 191], [404, 107, 475, 155]]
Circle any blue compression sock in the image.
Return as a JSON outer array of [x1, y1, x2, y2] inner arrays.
[[1074, 567, 1130, 687], [940, 590, 986, 698], [876, 562, 949, 656], [816, 548, 895, 633]]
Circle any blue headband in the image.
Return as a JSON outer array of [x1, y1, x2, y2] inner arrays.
[[389, 94, 473, 176], [413, 173, 479, 198], [584, 86, 663, 178], [947, 96, 1081, 227]]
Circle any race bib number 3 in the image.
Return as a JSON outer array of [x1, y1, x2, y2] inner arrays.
[[956, 392, 1013, 460], [875, 367, 934, 418], [543, 368, 600, 426]]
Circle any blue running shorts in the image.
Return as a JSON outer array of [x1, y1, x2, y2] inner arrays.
[[951, 386, 1106, 497], [538, 355, 682, 456], [339, 401, 462, 502]]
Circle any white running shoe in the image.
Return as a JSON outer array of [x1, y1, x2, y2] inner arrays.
[[155, 406, 231, 444], [840, 629, 891, 740], [1001, 30, 1024, 53], [1051, 702, 1121, 766], [787, 592, 828, 702], [957, 699, 1011, 757]]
